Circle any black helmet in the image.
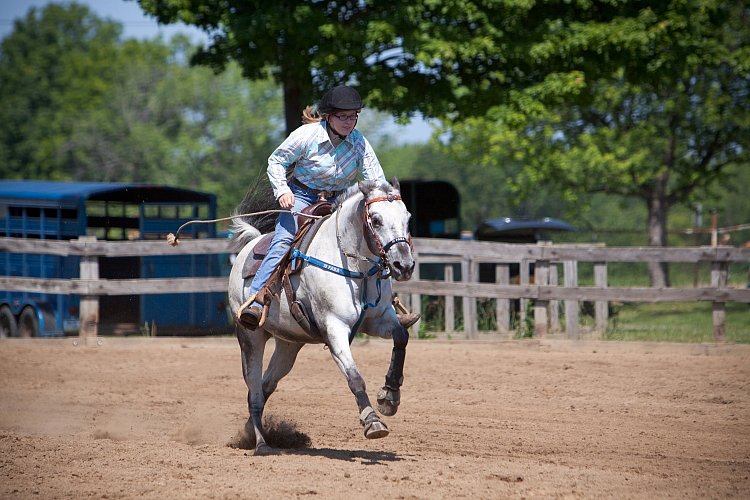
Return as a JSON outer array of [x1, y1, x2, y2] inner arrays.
[[318, 85, 363, 114]]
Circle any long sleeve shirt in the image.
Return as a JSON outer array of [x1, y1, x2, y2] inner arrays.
[[267, 121, 386, 200]]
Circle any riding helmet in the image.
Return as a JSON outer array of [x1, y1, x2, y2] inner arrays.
[[318, 85, 363, 114]]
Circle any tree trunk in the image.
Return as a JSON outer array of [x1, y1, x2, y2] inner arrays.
[[283, 79, 303, 137], [646, 173, 670, 287]]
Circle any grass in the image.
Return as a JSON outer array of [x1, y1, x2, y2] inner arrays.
[[605, 301, 750, 343], [416, 298, 750, 344], [414, 261, 750, 343]]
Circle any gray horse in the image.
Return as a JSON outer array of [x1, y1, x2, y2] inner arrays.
[[228, 179, 415, 455]]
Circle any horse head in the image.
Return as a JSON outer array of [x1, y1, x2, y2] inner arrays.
[[359, 178, 415, 281]]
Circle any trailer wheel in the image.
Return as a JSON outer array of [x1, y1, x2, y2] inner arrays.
[[0, 306, 18, 338], [18, 307, 40, 338]]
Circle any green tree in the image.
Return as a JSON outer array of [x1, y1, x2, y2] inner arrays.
[[135, 0, 664, 135], [71, 35, 283, 216], [441, 1, 750, 285], [0, 2, 283, 217], [0, 2, 122, 179]]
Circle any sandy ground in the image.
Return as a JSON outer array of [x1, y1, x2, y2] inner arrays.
[[1, 336, 749, 499]]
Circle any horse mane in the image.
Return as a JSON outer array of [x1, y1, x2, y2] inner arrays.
[[331, 179, 398, 210], [331, 184, 363, 209]]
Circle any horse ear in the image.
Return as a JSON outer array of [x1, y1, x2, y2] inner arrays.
[[391, 177, 400, 192], [358, 180, 368, 195]]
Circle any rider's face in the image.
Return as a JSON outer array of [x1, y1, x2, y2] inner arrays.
[[329, 110, 358, 133]]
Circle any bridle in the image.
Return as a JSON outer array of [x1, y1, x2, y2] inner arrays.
[[336, 191, 412, 271], [362, 193, 413, 265]]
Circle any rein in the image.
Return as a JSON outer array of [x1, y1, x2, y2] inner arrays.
[[165, 209, 324, 247]]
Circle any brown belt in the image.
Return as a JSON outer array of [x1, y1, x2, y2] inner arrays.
[[290, 178, 340, 199]]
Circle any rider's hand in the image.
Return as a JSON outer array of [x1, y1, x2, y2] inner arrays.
[[278, 193, 294, 209]]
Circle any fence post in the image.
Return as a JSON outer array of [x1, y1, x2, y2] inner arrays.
[[519, 259, 530, 325], [711, 260, 727, 342], [461, 256, 475, 338], [410, 260, 421, 330], [594, 262, 608, 334], [563, 260, 579, 339], [495, 264, 511, 333], [445, 264, 455, 333], [533, 260, 549, 337], [78, 236, 99, 341], [549, 264, 561, 332]]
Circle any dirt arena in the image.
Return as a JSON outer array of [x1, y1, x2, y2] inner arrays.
[[1, 337, 748, 499]]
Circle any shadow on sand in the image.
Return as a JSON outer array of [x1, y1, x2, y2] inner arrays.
[[289, 447, 402, 464]]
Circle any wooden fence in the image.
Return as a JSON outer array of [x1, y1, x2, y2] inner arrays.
[[1, 236, 749, 340], [394, 239, 750, 341]]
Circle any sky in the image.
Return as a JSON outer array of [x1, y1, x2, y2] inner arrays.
[[0, 0, 433, 143], [0, 0, 208, 42]]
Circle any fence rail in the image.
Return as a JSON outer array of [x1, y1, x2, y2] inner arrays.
[[2, 236, 749, 340]]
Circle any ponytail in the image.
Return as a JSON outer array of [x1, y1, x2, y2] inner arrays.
[[301, 105, 323, 124]]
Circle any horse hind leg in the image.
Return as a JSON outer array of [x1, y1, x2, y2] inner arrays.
[[238, 327, 275, 455], [261, 339, 304, 401], [377, 325, 409, 417]]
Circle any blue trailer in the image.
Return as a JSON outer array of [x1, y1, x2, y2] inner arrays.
[[0, 180, 231, 337]]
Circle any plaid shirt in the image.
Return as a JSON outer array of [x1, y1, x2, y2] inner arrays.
[[268, 121, 386, 199]]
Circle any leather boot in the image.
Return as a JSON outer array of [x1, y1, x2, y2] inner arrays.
[[397, 312, 421, 329], [239, 304, 262, 330]]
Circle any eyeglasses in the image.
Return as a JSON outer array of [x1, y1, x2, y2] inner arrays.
[[331, 113, 358, 122]]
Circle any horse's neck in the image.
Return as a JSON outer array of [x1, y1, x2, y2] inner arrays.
[[316, 195, 371, 264]]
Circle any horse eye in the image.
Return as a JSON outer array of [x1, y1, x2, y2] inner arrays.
[[371, 214, 383, 228]]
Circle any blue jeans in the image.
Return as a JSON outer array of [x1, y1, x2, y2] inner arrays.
[[244, 181, 334, 302]]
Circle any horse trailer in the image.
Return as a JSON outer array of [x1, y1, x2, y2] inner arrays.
[[0, 180, 230, 337]]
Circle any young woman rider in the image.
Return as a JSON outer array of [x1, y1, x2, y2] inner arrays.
[[239, 85, 419, 330]]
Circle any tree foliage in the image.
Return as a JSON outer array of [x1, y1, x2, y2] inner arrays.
[[0, 3, 122, 179], [135, 0, 666, 135], [0, 2, 283, 217], [437, 0, 750, 285], [3, 0, 749, 272]]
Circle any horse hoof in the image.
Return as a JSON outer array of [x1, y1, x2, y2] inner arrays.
[[377, 399, 398, 417], [377, 388, 400, 416], [360, 406, 390, 439], [254, 443, 277, 456], [364, 420, 390, 439]]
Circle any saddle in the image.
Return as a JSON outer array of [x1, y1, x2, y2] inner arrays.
[[243, 201, 333, 336]]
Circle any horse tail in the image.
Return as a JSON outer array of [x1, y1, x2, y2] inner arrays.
[[230, 218, 262, 251]]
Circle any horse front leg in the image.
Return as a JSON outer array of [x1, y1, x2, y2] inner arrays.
[[327, 332, 389, 439], [377, 325, 409, 417]]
